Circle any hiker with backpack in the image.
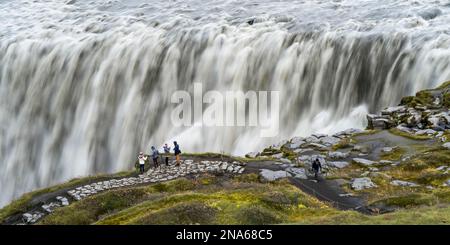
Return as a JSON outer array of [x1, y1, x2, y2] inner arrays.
[[312, 158, 322, 181], [151, 146, 160, 168], [173, 141, 181, 166], [137, 152, 147, 174], [163, 143, 171, 166]]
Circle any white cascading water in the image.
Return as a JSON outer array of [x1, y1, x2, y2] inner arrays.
[[1, 0, 450, 206]]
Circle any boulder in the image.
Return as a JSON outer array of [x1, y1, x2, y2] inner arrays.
[[369, 172, 392, 180], [415, 129, 436, 135], [293, 148, 314, 154], [279, 158, 292, 164], [328, 161, 349, 169], [367, 114, 394, 129], [396, 124, 413, 133], [260, 169, 291, 181], [271, 140, 288, 150], [379, 160, 393, 165], [328, 151, 349, 159], [304, 136, 320, 143], [381, 147, 393, 153], [351, 177, 377, 190], [333, 128, 363, 137], [390, 180, 420, 187], [288, 141, 304, 149], [442, 142, 450, 149], [286, 168, 307, 179], [381, 106, 406, 115], [308, 143, 328, 149], [289, 137, 305, 149], [319, 136, 341, 146], [352, 158, 377, 166], [271, 153, 283, 159], [445, 179, 450, 187]]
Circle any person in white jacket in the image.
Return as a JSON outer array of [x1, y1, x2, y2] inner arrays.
[[138, 152, 147, 174]]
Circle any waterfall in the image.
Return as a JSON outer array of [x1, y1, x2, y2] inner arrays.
[[1, 0, 450, 206]]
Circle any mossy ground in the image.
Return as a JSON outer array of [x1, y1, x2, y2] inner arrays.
[[0, 170, 134, 223], [39, 175, 330, 225], [400, 90, 434, 107], [35, 171, 450, 225], [388, 128, 433, 140], [298, 205, 450, 224], [380, 147, 406, 161]]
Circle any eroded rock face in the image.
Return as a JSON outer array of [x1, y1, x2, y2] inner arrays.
[[351, 177, 377, 190], [366, 87, 450, 134]]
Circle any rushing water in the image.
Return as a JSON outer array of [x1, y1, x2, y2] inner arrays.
[[1, 0, 450, 206]]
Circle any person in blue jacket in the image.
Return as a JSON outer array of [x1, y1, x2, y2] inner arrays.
[[173, 141, 181, 166], [151, 146, 159, 168]]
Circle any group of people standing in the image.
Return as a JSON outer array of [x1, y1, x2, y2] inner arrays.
[[137, 141, 182, 174]]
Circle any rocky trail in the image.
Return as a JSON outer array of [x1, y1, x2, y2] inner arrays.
[[3, 157, 245, 225], [245, 161, 371, 214], [4, 154, 376, 225]]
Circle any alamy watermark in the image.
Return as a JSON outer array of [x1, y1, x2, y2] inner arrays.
[[171, 83, 280, 137]]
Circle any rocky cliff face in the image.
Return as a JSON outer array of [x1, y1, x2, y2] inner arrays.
[[367, 81, 450, 140]]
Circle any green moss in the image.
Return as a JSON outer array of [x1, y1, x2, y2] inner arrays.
[[436, 80, 450, 90], [280, 147, 298, 161], [443, 92, 450, 108], [400, 90, 434, 107], [135, 201, 217, 225], [401, 159, 429, 171], [353, 130, 381, 137], [233, 205, 282, 225], [432, 189, 450, 203], [415, 148, 450, 167], [380, 147, 406, 161], [92, 181, 327, 225], [389, 128, 432, 140], [415, 172, 450, 186], [332, 138, 354, 150], [370, 193, 437, 209], [400, 96, 415, 106], [260, 148, 282, 156], [40, 187, 150, 225], [233, 173, 261, 183], [298, 205, 450, 225]]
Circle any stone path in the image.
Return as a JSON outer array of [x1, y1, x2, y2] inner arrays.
[[245, 161, 370, 213], [18, 159, 245, 225]]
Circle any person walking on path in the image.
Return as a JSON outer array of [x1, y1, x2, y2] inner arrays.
[[173, 141, 181, 166], [138, 152, 147, 174], [151, 146, 159, 168], [163, 143, 171, 166], [312, 158, 322, 181]]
